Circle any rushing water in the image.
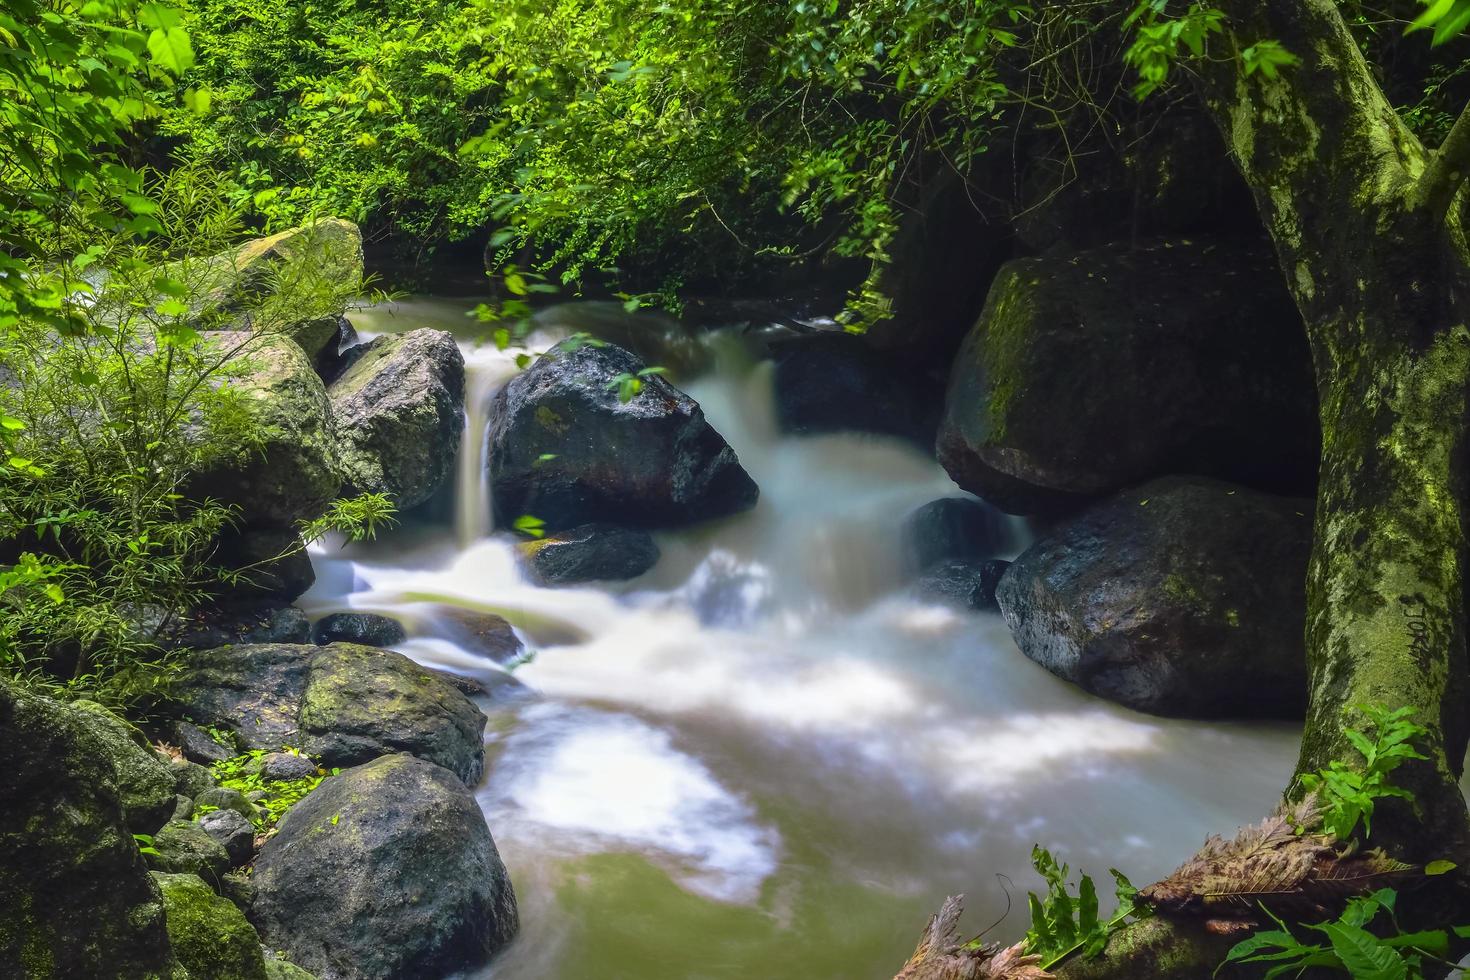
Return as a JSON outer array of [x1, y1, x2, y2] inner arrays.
[[301, 297, 1302, 980]]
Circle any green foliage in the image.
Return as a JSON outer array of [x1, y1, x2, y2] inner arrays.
[[1299, 706, 1428, 841], [1412, 0, 1470, 46], [608, 366, 668, 403], [1021, 845, 1144, 970], [207, 747, 338, 833], [512, 514, 547, 539], [1220, 888, 1470, 979], [1123, 2, 1225, 98]]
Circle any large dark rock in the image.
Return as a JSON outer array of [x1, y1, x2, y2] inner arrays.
[[311, 612, 406, 647], [174, 643, 485, 784], [517, 523, 660, 585], [300, 644, 486, 785], [328, 328, 465, 510], [166, 600, 312, 652], [434, 607, 524, 664], [70, 700, 178, 835], [996, 476, 1311, 718], [213, 528, 316, 602], [903, 497, 1013, 573], [154, 871, 269, 980], [771, 332, 936, 445], [488, 338, 757, 530], [199, 809, 257, 866], [936, 239, 1319, 514], [0, 681, 180, 978], [251, 754, 518, 980], [915, 558, 1010, 611]]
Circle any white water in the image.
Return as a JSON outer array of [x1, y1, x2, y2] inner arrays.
[[301, 298, 1301, 979]]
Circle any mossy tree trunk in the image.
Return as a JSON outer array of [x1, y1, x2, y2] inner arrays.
[[1057, 1, 1470, 976]]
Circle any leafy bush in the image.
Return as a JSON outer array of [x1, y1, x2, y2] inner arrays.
[[204, 747, 338, 833]]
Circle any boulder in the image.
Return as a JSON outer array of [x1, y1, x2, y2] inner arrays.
[[199, 809, 257, 866], [169, 720, 235, 765], [260, 751, 319, 783], [300, 644, 486, 785], [71, 700, 178, 835], [190, 333, 343, 528], [213, 528, 317, 602], [771, 332, 936, 445], [435, 607, 524, 664], [148, 819, 231, 880], [166, 600, 312, 652], [170, 758, 220, 798], [182, 218, 364, 326], [0, 681, 180, 978], [174, 644, 315, 751], [915, 558, 1010, 611], [996, 476, 1311, 717], [154, 872, 269, 980], [251, 755, 518, 980], [311, 612, 406, 648], [196, 786, 261, 822], [328, 329, 465, 510], [936, 239, 1319, 514], [902, 497, 1013, 573], [517, 523, 660, 585], [488, 338, 757, 530]]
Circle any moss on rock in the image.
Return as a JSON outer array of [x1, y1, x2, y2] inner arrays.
[[154, 872, 269, 980]]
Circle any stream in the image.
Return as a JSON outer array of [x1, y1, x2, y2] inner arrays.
[[299, 297, 1302, 980]]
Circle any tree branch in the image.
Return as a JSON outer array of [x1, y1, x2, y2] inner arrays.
[[1409, 98, 1470, 220]]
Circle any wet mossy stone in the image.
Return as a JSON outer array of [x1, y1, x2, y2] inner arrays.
[[166, 600, 313, 654], [310, 611, 407, 648], [902, 497, 1014, 573], [0, 681, 181, 979], [147, 819, 231, 881], [71, 699, 178, 835], [251, 754, 518, 980], [171, 758, 220, 798], [936, 239, 1319, 515], [300, 643, 486, 785], [434, 607, 523, 664], [517, 522, 660, 585], [915, 558, 1010, 611], [199, 808, 257, 867], [170, 720, 234, 765], [173, 643, 315, 751], [327, 328, 466, 510], [488, 338, 758, 531], [154, 872, 269, 980], [996, 475, 1311, 718], [196, 786, 260, 822]]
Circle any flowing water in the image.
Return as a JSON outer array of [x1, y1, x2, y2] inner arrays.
[[301, 297, 1302, 980]]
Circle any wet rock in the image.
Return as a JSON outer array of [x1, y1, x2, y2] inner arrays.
[[252, 754, 518, 980], [915, 558, 1010, 611], [199, 809, 257, 866], [169, 794, 194, 822], [311, 611, 406, 647], [174, 644, 314, 751], [154, 871, 269, 980], [260, 751, 319, 783], [328, 328, 465, 510], [0, 681, 179, 978], [169, 720, 235, 765], [189, 333, 342, 528], [171, 759, 218, 799], [530, 301, 710, 377], [903, 497, 1012, 573], [195, 786, 259, 822], [996, 476, 1311, 717], [771, 332, 936, 444], [937, 239, 1319, 514], [265, 957, 319, 980], [148, 819, 231, 880], [213, 529, 317, 602], [435, 608, 524, 664], [70, 700, 178, 835], [517, 523, 660, 585], [488, 338, 757, 530], [300, 644, 486, 785], [167, 600, 312, 652]]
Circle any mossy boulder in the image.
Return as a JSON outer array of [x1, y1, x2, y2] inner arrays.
[[212, 528, 317, 602], [0, 681, 181, 979], [517, 522, 660, 585], [996, 476, 1312, 717], [190, 333, 343, 528], [936, 239, 1319, 514], [148, 819, 232, 880], [327, 328, 465, 510], [300, 643, 486, 785], [488, 338, 758, 530], [154, 872, 269, 980], [71, 700, 178, 835], [251, 754, 518, 980], [174, 643, 315, 751]]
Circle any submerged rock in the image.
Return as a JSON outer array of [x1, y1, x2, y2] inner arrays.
[[435, 607, 524, 664], [517, 523, 660, 585], [328, 328, 465, 510], [311, 612, 406, 648], [937, 239, 1318, 514], [996, 476, 1311, 718], [915, 558, 1010, 612], [903, 497, 1013, 573], [488, 338, 757, 530], [251, 754, 518, 980], [154, 872, 269, 980], [771, 332, 936, 444], [0, 681, 179, 979]]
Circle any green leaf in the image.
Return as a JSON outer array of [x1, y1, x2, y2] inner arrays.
[[1425, 859, 1457, 876], [1319, 922, 1407, 980], [146, 25, 194, 76], [512, 514, 546, 539]]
